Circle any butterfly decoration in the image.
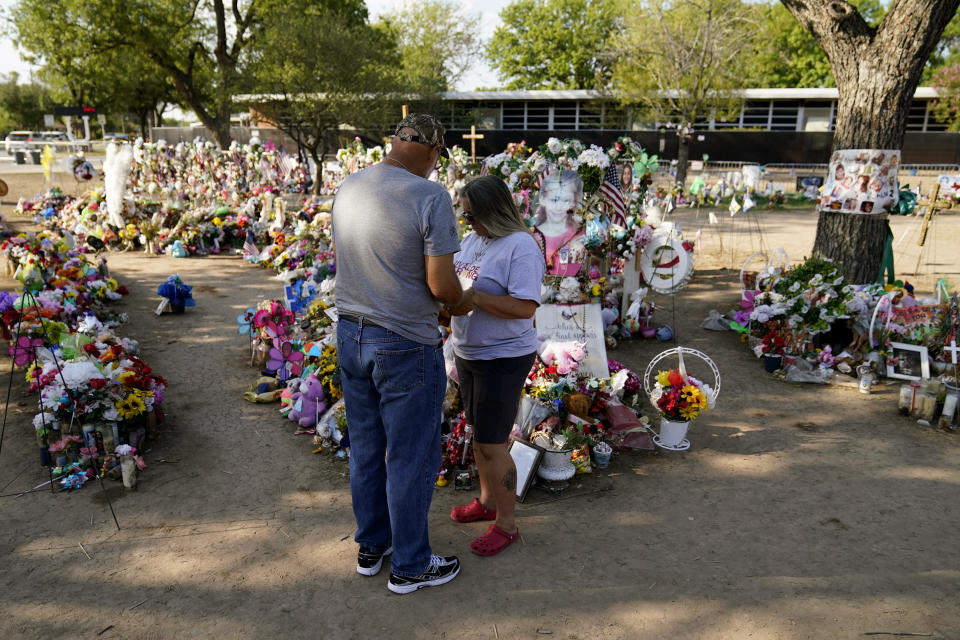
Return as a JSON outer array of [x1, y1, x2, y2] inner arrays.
[[267, 338, 304, 382], [237, 307, 256, 336], [8, 335, 44, 367]]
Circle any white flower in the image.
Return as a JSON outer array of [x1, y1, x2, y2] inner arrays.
[[34, 412, 54, 432], [809, 273, 824, 286], [61, 361, 104, 389], [102, 405, 119, 422], [547, 138, 562, 154]]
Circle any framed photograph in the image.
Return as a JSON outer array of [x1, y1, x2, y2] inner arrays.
[[887, 342, 930, 381], [508, 439, 543, 503]]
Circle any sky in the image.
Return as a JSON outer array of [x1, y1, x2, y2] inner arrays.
[[0, 0, 509, 91]]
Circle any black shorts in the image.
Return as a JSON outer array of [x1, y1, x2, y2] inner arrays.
[[455, 352, 536, 444]]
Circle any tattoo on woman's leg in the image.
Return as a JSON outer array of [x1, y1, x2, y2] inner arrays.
[[501, 468, 517, 491]]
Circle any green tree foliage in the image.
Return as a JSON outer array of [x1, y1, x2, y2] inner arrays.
[[750, 3, 833, 87], [376, 0, 481, 93], [931, 63, 960, 130], [0, 73, 55, 133], [611, 0, 759, 186], [487, 0, 623, 90], [748, 0, 887, 88], [924, 12, 960, 80], [12, 0, 260, 146], [246, 0, 401, 192], [9, 0, 202, 138]]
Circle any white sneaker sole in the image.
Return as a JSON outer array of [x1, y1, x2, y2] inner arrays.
[[356, 546, 393, 576], [387, 564, 460, 594]]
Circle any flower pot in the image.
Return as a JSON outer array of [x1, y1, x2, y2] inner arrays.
[[763, 353, 783, 373], [537, 448, 576, 481], [655, 418, 691, 450]]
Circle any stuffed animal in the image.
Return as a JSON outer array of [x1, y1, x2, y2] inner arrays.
[[287, 375, 327, 428], [538, 340, 587, 375]]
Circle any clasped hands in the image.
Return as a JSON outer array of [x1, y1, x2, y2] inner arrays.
[[445, 287, 477, 317]]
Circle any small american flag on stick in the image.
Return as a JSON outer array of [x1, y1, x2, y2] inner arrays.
[[599, 164, 626, 225], [243, 229, 260, 259]]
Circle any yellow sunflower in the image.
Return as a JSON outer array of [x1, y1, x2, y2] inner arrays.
[[115, 393, 146, 420], [680, 384, 701, 403], [679, 404, 699, 420]]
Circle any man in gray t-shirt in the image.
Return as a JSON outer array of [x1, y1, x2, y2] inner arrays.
[[332, 113, 471, 594]]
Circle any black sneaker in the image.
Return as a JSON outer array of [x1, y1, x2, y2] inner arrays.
[[387, 554, 460, 594], [356, 545, 392, 576]]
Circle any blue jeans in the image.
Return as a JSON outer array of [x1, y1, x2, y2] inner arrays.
[[337, 318, 444, 577]]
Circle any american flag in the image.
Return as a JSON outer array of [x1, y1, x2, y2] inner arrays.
[[534, 162, 553, 189], [243, 229, 260, 259], [598, 164, 626, 225]]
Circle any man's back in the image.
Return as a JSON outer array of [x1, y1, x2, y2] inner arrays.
[[332, 162, 460, 344]]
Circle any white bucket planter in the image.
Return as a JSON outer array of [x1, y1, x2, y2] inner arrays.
[[654, 418, 691, 451]]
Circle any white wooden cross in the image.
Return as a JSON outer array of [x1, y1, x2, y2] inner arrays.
[[945, 338, 960, 365], [462, 125, 484, 162]]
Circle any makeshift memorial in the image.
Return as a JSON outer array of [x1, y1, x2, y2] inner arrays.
[[0, 230, 166, 499]]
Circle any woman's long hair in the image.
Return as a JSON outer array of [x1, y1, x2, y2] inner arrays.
[[532, 169, 584, 226], [461, 175, 529, 239]]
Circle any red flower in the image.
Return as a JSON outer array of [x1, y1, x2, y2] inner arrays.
[[90, 378, 107, 390], [667, 370, 684, 387], [117, 285, 129, 295]]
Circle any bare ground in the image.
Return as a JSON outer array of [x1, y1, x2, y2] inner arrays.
[[0, 167, 958, 640]]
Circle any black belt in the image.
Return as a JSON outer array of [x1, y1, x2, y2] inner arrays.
[[338, 312, 386, 329]]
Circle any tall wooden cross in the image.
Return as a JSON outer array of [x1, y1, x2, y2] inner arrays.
[[914, 183, 946, 275], [462, 125, 484, 162]]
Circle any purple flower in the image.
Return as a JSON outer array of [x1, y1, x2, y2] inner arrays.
[[0, 291, 16, 313]]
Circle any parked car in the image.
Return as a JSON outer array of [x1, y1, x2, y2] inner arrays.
[[103, 132, 130, 142], [4, 131, 38, 156]]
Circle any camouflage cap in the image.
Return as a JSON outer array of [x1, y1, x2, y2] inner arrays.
[[394, 113, 446, 150]]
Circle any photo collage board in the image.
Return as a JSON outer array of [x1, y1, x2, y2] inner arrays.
[[819, 149, 901, 214]]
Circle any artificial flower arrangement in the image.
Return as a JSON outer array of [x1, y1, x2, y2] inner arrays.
[[649, 368, 716, 422], [157, 274, 195, 311], [771, 257, 855, 336], [0, 229, 169, 481], [757, 319, 790, 356]]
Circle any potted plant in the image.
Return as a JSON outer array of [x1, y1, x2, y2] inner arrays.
[[758, 320, 789, 372], [649, 368, 716, 449]]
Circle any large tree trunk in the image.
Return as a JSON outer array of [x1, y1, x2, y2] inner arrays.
[[781, 0, 960, 283]]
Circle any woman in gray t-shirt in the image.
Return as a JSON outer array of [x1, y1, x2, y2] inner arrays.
[[447, 176, 545, 556]]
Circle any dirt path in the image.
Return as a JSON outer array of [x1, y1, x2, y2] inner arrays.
[[0, 173, 958, 639]]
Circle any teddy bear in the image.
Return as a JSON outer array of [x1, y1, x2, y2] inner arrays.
[[538, 340, 587, 375], [287, 375, 327, 429]]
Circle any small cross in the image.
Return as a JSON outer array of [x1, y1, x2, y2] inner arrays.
[[462, 125, 484, 162], [945, 339, 960, 365]]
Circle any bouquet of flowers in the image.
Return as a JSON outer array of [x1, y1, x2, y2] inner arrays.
[[157, 274, 195, 309], [649, 368, 715, 422]]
